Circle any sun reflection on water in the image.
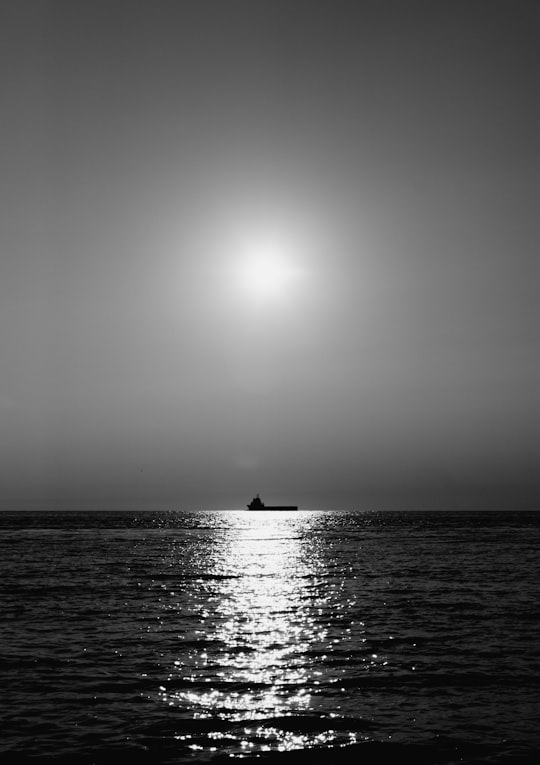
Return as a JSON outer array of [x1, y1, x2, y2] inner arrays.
[[155, 511, 366, 752]]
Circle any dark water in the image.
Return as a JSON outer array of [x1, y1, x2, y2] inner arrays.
[[1, 510, 539, 764]]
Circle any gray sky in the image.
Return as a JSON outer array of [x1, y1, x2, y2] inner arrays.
[[1, 0, 539, 510]]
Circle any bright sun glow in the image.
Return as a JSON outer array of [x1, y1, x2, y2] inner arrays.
[[236, 239, 301, 300]]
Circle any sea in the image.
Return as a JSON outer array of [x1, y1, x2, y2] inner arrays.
[[1, 509, 539, 764]]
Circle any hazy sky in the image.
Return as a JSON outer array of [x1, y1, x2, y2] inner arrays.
[[2, 0, 539, 510]]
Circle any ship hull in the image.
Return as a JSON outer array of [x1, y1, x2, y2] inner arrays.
[[247, 506, 297, 511]]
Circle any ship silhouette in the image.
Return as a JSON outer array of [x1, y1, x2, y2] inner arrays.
[[246, 493, 297, 511]]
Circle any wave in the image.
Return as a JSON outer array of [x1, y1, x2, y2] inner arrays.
[[3, 738, 536, 764]]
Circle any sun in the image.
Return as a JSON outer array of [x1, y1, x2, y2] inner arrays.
[[236, 239, 300, 300], [242, 254, 294, 298]]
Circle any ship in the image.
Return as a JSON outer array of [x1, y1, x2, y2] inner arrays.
[[247, 493, 297, 511]]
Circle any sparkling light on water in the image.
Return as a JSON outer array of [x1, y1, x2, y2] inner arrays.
[[157, 511, 366, 752], [2, 510, 540, 762]]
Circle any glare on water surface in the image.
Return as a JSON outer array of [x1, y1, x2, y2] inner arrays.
[[5, 511, 537, 762], [156, 511, 366, 753]]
